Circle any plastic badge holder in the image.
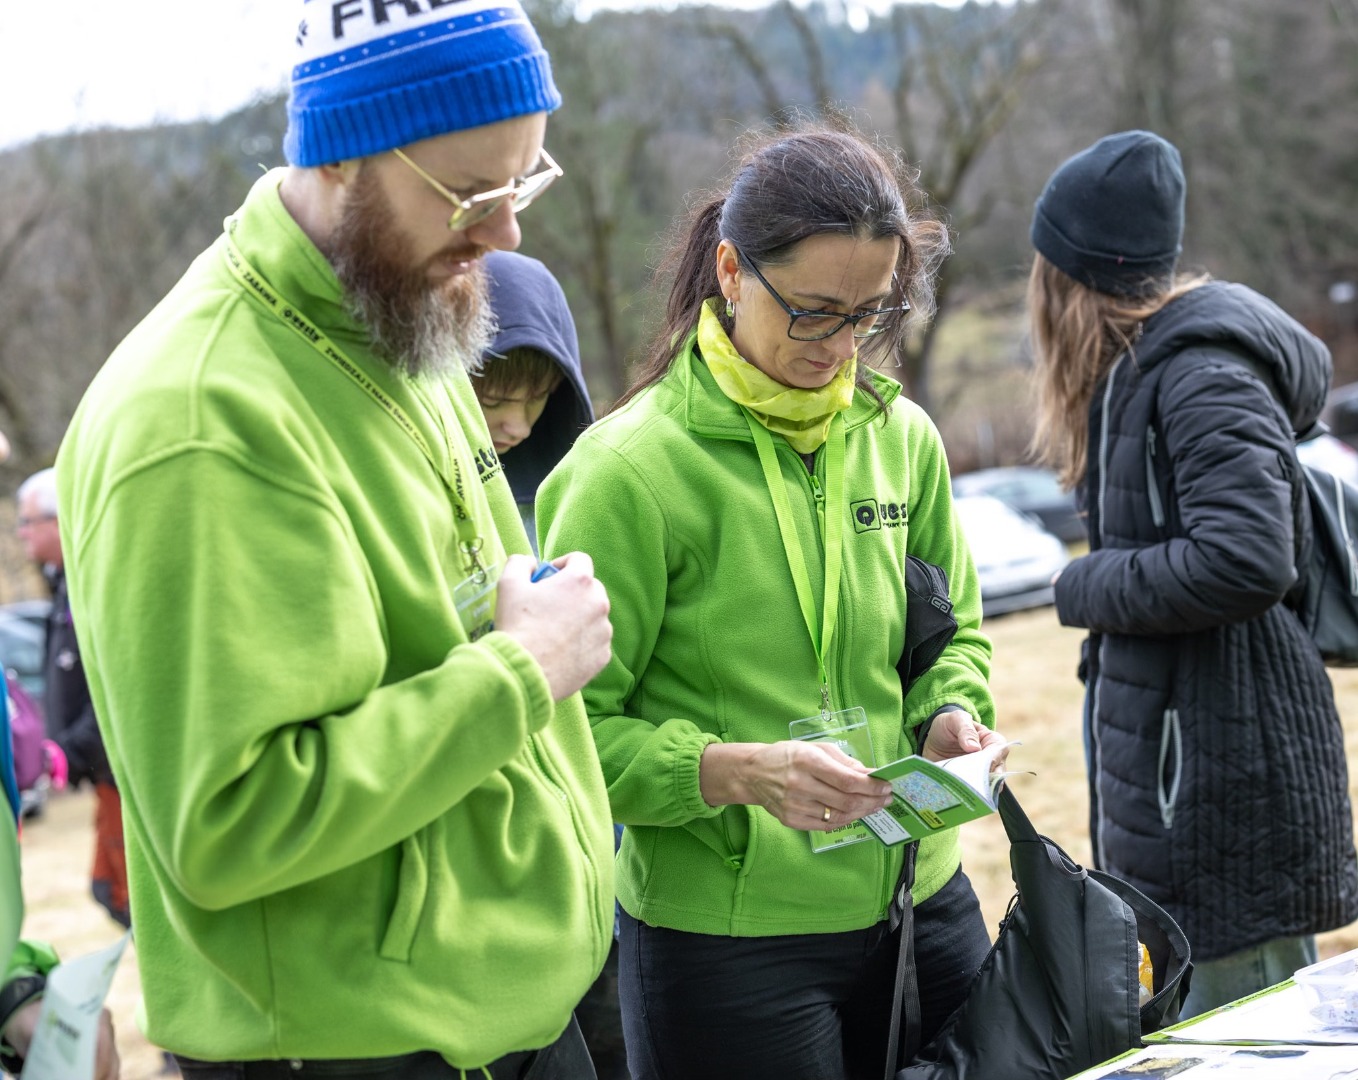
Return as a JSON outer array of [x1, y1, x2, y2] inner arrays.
[[789, 707, 876, 853], [1293, 949, 1358, 1029]]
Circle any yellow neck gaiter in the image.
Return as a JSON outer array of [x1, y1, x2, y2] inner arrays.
[[698, 299, 856, 454]]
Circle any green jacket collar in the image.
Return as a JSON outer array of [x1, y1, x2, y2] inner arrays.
[[222, 168, 441, 423], [675, 330, 902, 443], [228, 169, 353, 336]]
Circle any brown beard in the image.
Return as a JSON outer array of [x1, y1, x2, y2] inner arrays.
[[322, 164, 497, 378]]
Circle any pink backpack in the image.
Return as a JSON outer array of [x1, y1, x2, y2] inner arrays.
[[5, 673, 46, 792]]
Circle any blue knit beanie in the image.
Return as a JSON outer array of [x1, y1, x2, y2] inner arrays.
[[284, 0, 561, 167], [1030, 130, 1185, 298]]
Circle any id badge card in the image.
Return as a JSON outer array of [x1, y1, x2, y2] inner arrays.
[[453, 561, 503, 642], [789, 706, 875, 853]]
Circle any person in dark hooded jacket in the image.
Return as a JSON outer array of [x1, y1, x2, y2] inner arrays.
[[473, 251, 595, 553], [1026, 130, 1358, 1018]]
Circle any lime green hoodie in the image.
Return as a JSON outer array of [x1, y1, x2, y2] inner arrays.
[[54, 171, 613, 1068], [537, 343, 994, 936]]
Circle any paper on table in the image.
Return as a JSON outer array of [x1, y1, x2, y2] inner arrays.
[[1147, 979, 1358, 1047], [1071, 1043, 1358, 1079], [21, 933, 129, 1080]]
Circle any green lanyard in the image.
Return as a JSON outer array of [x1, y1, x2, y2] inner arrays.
[[221, 222, 487, 577], [744, 411, 846, 718]]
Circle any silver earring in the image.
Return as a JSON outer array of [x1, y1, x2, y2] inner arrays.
[[725, 297, 735, 318]]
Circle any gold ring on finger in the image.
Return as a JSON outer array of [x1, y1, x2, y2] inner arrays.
[[822, 805, 832, 823]]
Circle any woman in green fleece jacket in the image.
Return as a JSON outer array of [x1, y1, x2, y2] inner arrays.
[[537, 125, 1006, 1080]]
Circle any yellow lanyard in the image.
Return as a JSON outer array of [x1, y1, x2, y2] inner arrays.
[[221, 222, 487, 576], [745, 412, 846, 718]]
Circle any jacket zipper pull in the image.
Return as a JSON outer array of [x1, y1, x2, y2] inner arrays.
[[1145, 426, 1166, 528]]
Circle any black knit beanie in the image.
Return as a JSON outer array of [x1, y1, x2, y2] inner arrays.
[[1030, 130, 1185, 298]]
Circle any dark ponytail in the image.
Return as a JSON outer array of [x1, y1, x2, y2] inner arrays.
[[613, 118, 950, 412]]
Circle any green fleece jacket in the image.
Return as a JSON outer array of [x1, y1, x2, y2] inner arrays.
[[0, 804, 58, 1061], [537, 342, 994, 936], [54, 171, 613, 1068], [1, 809, 58, 987]]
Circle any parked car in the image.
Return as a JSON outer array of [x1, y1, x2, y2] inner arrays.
[[954, 494, 1071, 618], [0, 599, 48, 703], [951, 466, 1086, 545]]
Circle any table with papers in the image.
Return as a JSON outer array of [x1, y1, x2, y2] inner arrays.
[[1069, 950, 1358, 1079]]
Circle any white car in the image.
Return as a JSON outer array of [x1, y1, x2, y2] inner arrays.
[[953, 494, 1071, 618]]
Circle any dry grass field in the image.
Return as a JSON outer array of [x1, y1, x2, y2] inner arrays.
[[16, 604, 1358, 1078]]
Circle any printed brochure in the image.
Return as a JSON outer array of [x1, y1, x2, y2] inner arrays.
[[860, 741, 1010, 846]]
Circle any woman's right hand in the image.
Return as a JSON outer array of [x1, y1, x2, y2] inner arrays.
[[699, 741, 894, 831]]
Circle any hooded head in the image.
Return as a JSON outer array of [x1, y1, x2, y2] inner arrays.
[[1030, 130, 1185, 298], [476, 251, 593, 503]]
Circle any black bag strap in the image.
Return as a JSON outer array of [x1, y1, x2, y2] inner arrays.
[[885, 842, 920, 1080], [996, 783, 1038, 844]]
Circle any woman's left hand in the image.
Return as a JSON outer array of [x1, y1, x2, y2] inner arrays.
[[922, 708, 1008, 769]]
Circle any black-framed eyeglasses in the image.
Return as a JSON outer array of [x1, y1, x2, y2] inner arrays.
[[391, 147, 564, 233], [736, 250, 908, 342]]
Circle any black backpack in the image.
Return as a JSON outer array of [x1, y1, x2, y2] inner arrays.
[[1201, 350, 1358, 666], [1288, 438, 1358, 665], [897, 556, 958, 692]]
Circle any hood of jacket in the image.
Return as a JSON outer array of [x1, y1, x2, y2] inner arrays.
[[1134, 280, 1332, 435], [483, 251, 595, 503]]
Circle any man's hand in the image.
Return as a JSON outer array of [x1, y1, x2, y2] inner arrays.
[[3, 1000, 120, 1079], [495, 552, 613, 702]]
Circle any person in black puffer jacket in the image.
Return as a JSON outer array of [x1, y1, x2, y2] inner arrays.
[[1026, 130, 1358, 1018]]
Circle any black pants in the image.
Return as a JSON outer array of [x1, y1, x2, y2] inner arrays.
[[576, 940, 628, 1080], [618, 867, 990, 1080], [173, 1016, 596, 1080]]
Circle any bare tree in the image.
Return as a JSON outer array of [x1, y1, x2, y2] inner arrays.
[[888, 1, 1052, 409], [523, 0, 700, 402], [0, 122, 257, 472], [1101, 0, 1187, 138], [692, 0, 836, 124], [0, 168, 55, 460], [670, 1, 1056, 409]]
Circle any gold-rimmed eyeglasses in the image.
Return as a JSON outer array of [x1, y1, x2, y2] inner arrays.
[[391, 147, 563, 233]]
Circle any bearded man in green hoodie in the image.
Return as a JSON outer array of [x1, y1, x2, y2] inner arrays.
[[54, 3, 614, 1077]]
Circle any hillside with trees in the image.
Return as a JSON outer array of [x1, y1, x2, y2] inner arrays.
[[1, 0, 1355, 478]]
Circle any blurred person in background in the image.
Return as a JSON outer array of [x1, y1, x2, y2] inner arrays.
[[1027, 130, 1358, 1017], [0, 437, 119, 1078], [15, 469, 126, 930]]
